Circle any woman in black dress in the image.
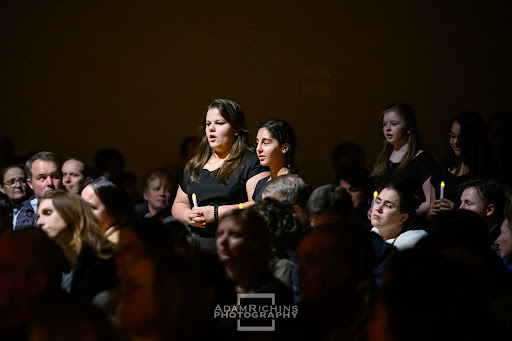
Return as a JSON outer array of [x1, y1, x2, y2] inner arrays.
[[370, 102, 436, 223], [171, 99, 269, 252], [252, 119, 298, 201], [429, 111, 493, 216]]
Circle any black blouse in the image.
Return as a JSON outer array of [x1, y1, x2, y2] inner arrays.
[[372, 151, 438, 209], [430, 167, 473, 207], [180, 151, 268, 237]]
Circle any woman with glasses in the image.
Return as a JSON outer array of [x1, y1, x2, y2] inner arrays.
[[429, 111, 493, 216], [0, 165, 31, 224]]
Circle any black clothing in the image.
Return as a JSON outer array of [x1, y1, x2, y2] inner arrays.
[[372, 152, 437, 209], [70, 243, 118, 302], [252, 175, 270, 202], [430, 168, 473, 207], [180, 151, 268, 239], [370, 231, 398, 288]]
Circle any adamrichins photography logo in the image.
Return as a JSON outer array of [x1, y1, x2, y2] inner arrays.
[[214, 293, 299, 331]]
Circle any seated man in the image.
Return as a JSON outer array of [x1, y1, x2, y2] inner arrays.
[[261, 174, 312, 234], [306, 184, 354, 228], [61, 158, 91, 194], [15, 152, 62, 229], [458, 179, 505, 249]]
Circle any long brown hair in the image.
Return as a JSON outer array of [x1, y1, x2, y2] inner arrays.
[[187, 99, 251, 183], [371, 102, 420, 177], [41, 190, 114, 259]]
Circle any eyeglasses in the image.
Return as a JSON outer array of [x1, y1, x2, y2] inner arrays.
[[446, 133, 461, 141], [3, 178, 27, 187]]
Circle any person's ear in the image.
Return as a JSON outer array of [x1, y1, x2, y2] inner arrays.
[[26, 178, 34, 190], [143, 191, 149, 201], [486, 204, 495, 217], [399, 213, 409, 224], [281, 143, 290, 154]]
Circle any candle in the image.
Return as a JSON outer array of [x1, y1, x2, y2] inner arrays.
[[440, 181, 445, 199], [373, 191, 378, 205], [239, 203, 244, 209], [192, 193, 198, 207]]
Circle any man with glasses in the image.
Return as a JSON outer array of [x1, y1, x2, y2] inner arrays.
[[14, 151, 62, 229]]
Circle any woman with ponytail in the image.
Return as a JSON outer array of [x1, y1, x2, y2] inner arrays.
[[253, 119, 298, 201]]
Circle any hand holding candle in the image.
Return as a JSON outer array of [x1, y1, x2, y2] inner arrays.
[[192, 193, 198, 207], [440, 181, 445, 199]]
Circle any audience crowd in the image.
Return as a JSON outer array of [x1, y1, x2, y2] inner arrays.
[[0, 99, 511, 341]]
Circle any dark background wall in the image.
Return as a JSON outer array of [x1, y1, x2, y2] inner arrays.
[[1, 1, 511, 188]]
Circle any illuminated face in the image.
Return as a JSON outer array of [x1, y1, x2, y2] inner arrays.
[[205, 108, 237, 156], [81, 185, 113, 232], [340, 179, 364, 208], [37, 199, 68, 239], [382, 111, 408, 147], [1, 167, 28, 202], [459, 187, 486, 218], [496, 219, 512, 260], [256, 128, 288, 168], [216, 216, 248, 265], [371, 188, 408, 234], [143, 178, 172, 214], [62, 159, 85, 194], [27, 160, 62, 200], [449, 121, 462, 157]]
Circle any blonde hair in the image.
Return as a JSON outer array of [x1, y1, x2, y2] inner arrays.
[[40, 190, 114, 259], [371, 102, 420, 177]]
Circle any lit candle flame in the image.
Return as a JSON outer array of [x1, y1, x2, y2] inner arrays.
[[239, 203, 244, 209]]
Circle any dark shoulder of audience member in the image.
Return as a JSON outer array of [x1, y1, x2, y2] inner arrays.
[[381, 237, 502, 341], [121, 217, 191, 254], [428, 209, 512, 299], [0, 192, 14, 234], [296, 222, 377, 341], [0, 227, 68, 337], [29, 297, 122, 341], [12, 227, 68, 293]]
